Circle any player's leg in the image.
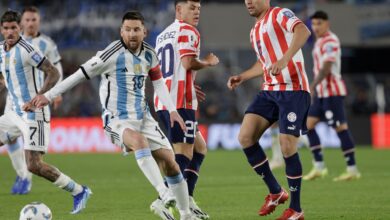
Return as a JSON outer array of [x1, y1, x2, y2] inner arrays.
[[186, 131, 209, 219], [328, 97, 361, 181], [269, 123, 284, 170], [8, 138, 33, 194], [303, 97, 328, 180], [153, 148, 194, 219], [0, 113, 32, 194], [21, 118, 90, 214], [143, 115, 194, 220], [276, 91, 310, 219]]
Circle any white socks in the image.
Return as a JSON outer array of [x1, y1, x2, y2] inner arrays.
[[166, 174, 191, 216], [314, 161, 325, 170], [7, 140, 31, 180], [134, 148, 167, 196], [54, 173, 83, 196]]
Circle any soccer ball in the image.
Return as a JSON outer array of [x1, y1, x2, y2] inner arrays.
[[19, 202, 52, 220]]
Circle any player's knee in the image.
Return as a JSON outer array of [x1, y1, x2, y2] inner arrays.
[[238, 133, 256, 148], [279, 136, 298, 157]]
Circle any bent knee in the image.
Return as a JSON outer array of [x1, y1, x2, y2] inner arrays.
[[238, 134, 257, 148]]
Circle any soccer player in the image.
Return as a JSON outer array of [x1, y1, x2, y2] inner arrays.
[[5, 6, 64, 195], [25, 11, 199, 220], [303, 11, 361, 181], [227, 0, 311, 219], [0, 10, 90, 214], [153, 1, 219, 219]]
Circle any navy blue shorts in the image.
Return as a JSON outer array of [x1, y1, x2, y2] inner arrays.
[[308, 96, 347, 127], [245, 91, 311, 137], [157, 109, 197, 144]]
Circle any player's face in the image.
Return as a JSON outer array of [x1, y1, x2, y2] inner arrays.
[[177, 1, 201, 26], [1, 21, 21, 47], [120, 19, 146, 53], [245, 0, 269, 18], [21, 11, 40, 36], [311, 18, 329, 38]]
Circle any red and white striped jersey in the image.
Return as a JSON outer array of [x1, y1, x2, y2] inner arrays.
[[312, 31, 346, 97], [154, 19, 200, 111], [250, 7, 309, 92]]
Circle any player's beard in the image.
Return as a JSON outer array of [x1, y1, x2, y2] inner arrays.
[[127, 40, 141, 53]]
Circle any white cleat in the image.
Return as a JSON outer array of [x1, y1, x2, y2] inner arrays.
[[161, 189, 176, 208], [189, 197, 209, 220], [150, 199, 176, 220], [180, 213, 202, 220]]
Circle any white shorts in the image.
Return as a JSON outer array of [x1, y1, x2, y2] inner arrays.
[[104, 113, 172, 152], [0, 111, 50, 152]]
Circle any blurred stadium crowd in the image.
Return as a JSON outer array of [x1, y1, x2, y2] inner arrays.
[[0, 0, 389, 124]]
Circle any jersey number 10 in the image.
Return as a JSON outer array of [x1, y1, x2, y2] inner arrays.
[[157, 43, 174, 78]]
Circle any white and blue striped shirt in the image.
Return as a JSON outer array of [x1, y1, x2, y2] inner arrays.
[[80, 40, 160, 121], [0, 37, 50, 121]]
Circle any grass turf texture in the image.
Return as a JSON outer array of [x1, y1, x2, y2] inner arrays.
[[0, 147, 389, 220]]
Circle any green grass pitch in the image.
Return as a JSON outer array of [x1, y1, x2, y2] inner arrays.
[[0, 147, 389, 220]]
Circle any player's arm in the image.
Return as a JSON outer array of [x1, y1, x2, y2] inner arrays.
[[149, 65, 187, 132], [310, 61, 332, 92], [0, 73, 5, 91], [181, 53, 219, 71], [37, 59, 60, 94], [269, 9, 311, 75], [227, 61, 263, 90]]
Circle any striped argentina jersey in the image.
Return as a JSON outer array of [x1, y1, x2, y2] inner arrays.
[[312, 31, 346, 98], [250, 7, 309, 92], [79, 39, 161, 120], [0, 38, 50, 121], [154, 19, 200, 111], [23, 33, 61, 88]]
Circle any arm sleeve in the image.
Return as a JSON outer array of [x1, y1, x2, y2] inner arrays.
[[149, 63, 176, 112], [178, 26, 200, 58], [44, 68, 86, 102], [25, 46, 47, 69], [276, 8, 303, 33], [321, 42, 339, 62], [152, 78, 176, 113]]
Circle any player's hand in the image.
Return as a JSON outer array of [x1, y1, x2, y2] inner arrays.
[[52, 95, 63, 110], [170, 111, 187, 132], [309, 84, 316, 100], [22, 101, 36, 112], [268, 57, 288, 75], [227, 75, 243, 90], [195, 85, 206, 102], [205, 53, 219, 66], [31, 95, 50, 109]]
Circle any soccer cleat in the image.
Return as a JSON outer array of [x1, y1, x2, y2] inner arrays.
[[189, 196, 209, 220], [258, 188, 289, 216], [150, 199, 176, 220], [333, 170, 361, 181], [180, 213, 201, 220], [70, 186, 92, 214], [18, 178, 32, 195], [11, 176, 22, 194], [303, 167, 328, 181], [276, 208, 304, 220], [161, 189, 176, 208]]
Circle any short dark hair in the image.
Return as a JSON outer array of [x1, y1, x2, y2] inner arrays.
[[175, 0, 201, 6], [1, 10, 21, 25], [22, 6, 40, 15], [122, 11, 145, 25], [310, 10, 328, 20]]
